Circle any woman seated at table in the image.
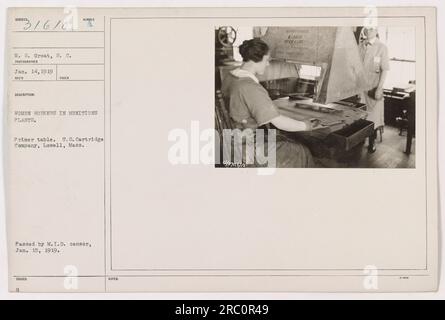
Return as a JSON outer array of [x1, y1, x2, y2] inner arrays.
[[221, 38, 319, 168]]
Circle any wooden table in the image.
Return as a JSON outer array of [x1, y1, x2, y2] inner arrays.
[[273, 97, 374, 158]]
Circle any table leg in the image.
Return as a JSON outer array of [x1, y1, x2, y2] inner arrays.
[[405, 130, 413, 155]]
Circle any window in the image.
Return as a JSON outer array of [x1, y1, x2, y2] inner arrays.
[[378, 27, 416, 89], [299, 65, 322, 80]]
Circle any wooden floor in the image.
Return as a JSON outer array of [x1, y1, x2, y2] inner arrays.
[[315, 125, 415, 168]]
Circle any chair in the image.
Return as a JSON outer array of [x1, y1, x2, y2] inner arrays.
[[215, 90, 235, 165], [215, 90, 233, 130]]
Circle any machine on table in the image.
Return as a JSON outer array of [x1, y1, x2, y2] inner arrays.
[[256, 26, 374, 159]]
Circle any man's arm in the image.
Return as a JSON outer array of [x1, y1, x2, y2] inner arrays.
[[375, 70, 388, 100], [375, 44, 390, 100]]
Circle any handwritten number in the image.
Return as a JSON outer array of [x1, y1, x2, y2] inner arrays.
[[53, 20, 62, 30], [22, 19, 69, 31], [23, 20, 31, 31]]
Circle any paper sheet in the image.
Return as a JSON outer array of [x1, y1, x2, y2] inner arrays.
[[4, 6, 438, 292]]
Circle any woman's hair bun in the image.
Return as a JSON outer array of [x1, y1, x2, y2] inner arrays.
[[238, 38, 269, 63]]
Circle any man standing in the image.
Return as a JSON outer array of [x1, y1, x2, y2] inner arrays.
[[359, 27, 390, 153]]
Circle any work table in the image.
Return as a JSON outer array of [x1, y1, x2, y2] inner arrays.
[[272, 97, 374, 157], [273, 97, 369, 136]]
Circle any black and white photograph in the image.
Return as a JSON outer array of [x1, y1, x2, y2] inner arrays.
[[215, 26, 416, 168], [0, 4, 440, 298]]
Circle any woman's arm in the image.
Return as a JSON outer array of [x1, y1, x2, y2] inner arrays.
[[270, 115, 309, 132]]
